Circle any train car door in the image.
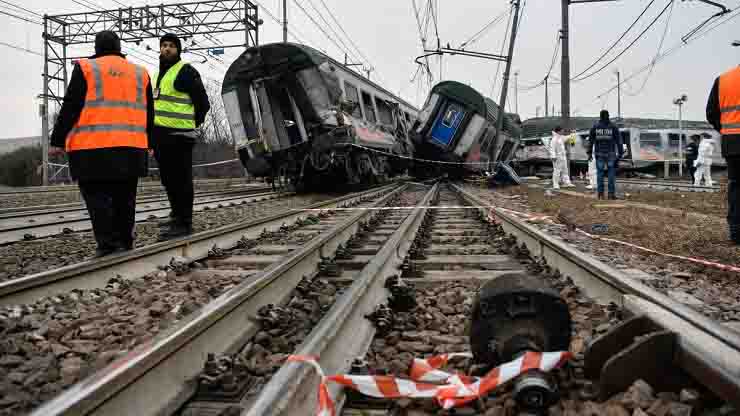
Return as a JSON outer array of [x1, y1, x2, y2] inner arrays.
[[619, 129, 634, 167], [253, 81, 283, 152], [430, 101, 466, 148]]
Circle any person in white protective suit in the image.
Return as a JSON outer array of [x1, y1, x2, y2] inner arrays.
[[548, 126, 575, 189], [585, 156, 597, 189], [694, 135, 715, 186]]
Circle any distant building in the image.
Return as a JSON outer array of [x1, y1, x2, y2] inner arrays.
[[0, 136, 41, 155]]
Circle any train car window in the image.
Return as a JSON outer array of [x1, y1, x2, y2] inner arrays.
[[343, 82, 362, 118], [361, 91, 377, 123], [640, 132, 663, 152], [441, 105, 462, 127], [376, 99, 394, 125]]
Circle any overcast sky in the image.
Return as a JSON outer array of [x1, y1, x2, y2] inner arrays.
[[0, 0, 738, 139]]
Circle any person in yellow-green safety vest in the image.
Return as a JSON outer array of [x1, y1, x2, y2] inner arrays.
[[151, 33, 211, 240]]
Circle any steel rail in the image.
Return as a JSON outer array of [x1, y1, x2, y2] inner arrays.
[[246, 183, 440, 416], [450, 183, 740, 407], [0, 187, 274, 219], [0, 183, 398, 307], [0, 178, 255, 195], [0, 191, 286, 244], [27, 183, 404, 416]]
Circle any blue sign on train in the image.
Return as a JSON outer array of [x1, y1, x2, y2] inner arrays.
[[430, 102, 466, 148]]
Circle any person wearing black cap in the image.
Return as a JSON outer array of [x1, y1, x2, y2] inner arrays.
[[49, 31, 154, 257], [587, 110, 623, 200], [151, 33, 211, 240]]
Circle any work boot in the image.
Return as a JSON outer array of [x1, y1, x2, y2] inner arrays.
[[159, 223, 193, 241], [608, 193, 617, 200], [158, 212, 177, 227], [597, 192, 605, 200]]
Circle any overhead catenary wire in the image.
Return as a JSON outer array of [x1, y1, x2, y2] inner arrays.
[[0, 39, 42, 56], [625, 0, 675, 96], [0, 0, 42, 17], [572, 0, 675, 83], [290, 0, 362, 70], [459, 7, 511, 50], [0, 8, 41, 25], [570, 0, 658, 81], [489, 3, 514, 97], [316, 0, 376, 71], [303, 0, 363, 65], [583, 5, 740, 111]]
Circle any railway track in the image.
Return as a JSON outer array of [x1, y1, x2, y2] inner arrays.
[[0, 178, 253, 196], [565, 178, 721, 193], [0, 189, 283, 244], [0, 187, 273, 217], [2, 181, 738, 415]]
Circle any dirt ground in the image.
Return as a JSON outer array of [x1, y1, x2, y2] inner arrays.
[[512, 185, 740, 273], [608, 186, 727, 218]]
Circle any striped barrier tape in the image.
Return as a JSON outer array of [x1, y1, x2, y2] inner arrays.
[[577, 229, 740, 274], [288, 351, 571, 415], [479, 197, 740, 274]]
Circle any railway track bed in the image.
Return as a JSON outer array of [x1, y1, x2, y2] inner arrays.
[[1, 182, 738, 416], [0, 188, 284, 244]]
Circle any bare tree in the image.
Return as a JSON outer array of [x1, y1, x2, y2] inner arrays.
[[197, 80, 233, 146]]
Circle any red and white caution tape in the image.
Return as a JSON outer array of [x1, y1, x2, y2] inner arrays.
[[288, 350, 571, 415], [480, 195, 740, 274], [577, 229, 740, 273]]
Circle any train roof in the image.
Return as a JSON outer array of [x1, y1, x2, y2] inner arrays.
[[430, 81, 522, 137], [222, 42, 417, 110], [521, 116, 714, 138]]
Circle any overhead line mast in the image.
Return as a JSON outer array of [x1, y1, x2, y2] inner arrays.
[[560, 0, 728, 130], [39, 0, 261, 185]]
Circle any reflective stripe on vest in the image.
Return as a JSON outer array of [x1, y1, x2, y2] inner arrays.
[[719, 66, 740, 135], [153, 60, 196, 129], [66, 56, 149, 152]]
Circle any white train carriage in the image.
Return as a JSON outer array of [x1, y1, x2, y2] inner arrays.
[[221, 43, 418, 190]]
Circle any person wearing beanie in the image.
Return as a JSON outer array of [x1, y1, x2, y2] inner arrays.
[[587, 110, 623, 200], [49, 31, 155, 257], [150, 33, 211, 240]]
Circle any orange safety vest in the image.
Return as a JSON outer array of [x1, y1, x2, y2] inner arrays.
[[66, 55, 149, 152], [719, 66, 740, 136]]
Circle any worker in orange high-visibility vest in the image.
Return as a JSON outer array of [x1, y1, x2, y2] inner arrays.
[[50, 31, 155, 257], [707, 64, 740, 244]]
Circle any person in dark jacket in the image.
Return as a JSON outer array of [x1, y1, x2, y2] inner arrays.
[[151, 33, 211, 239], [587, 110, 623, 200], [50, 31, 154, 257], [706, 67, 740, 244], [685, 135, 700, 180]]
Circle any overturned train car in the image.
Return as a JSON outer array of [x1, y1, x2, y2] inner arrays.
[[410, 81, 522, 178], [222, 43, 418, 190]]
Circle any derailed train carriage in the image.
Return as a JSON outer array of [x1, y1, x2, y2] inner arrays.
[[221, 43, 418, 190], [410, 81, 522, 178]]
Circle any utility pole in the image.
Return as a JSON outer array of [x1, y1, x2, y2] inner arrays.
[[493, 0, 522, 162], [545, 75, 549, 118], [673, 94, 688, 178], [514, 71, 519, 114], [560, 0, 571, 130], [616, 69, 621, 120], [283, 0, 288, 42]]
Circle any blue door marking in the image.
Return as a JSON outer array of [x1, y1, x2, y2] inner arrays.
[[430, 102, 466, 148]]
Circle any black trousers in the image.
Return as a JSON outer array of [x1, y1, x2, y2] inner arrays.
[[152, 142, 194, 225], [79, 179, 138, 250], [728, 157, 739, 239]]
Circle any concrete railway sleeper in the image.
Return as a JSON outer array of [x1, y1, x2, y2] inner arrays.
[[0, 183, 401, 415], [233, 183, 737, 416], [0, 190, 288, 245], [0, 186, 273, 218]]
